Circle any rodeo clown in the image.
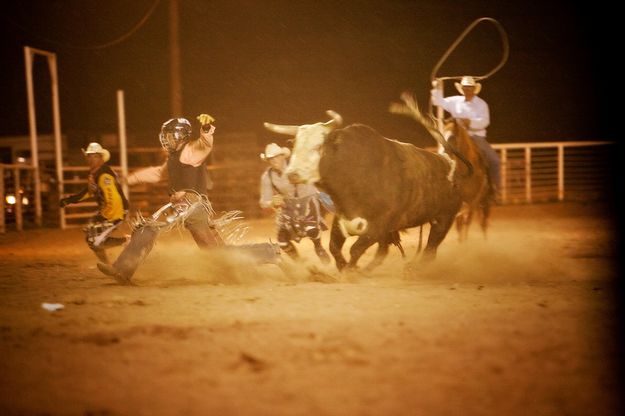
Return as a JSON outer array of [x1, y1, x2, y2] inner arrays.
[[60, 142, 129, 264], [97, 115, 279, 285], [259, 142, 330, 263]]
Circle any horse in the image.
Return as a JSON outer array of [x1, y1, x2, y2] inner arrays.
[[390, 92, 493, 242], [442, 118, 493, 241]]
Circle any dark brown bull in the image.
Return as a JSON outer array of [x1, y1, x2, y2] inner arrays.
[[264, 111, 462, 272]]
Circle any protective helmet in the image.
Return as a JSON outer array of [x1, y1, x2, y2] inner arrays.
[[159, 118, 192, 152]]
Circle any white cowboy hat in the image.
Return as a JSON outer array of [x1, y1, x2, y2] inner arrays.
[[260, 143, 291, 161], [454, 76, 482, 95], [82, 142, 110, 162]]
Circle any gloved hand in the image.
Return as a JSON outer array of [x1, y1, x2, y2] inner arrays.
[[59, 197, 70, 208], [196, 113, 215, 126], [271, 194, 285, 209]]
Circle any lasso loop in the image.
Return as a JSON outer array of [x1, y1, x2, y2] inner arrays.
[[428, 17, 509, 117]]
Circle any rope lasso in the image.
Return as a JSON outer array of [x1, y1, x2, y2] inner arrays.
[[428, 17, 510, 118]]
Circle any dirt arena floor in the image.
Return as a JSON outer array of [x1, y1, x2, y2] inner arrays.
[[0, 201, 622, 416]]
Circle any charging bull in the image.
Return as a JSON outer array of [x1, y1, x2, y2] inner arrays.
[[264, 111, 462, 272]]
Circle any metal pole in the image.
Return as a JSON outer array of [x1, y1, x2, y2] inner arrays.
[[14, 168, 22, 231], [0, 166, 5, 234], [169, 0, 182, 116], [500, 148, 507, 204], [49, 53, 64, 229], [525, 147, 532, 204], [557, 145, 564, 201], [24, 47, 42, 226], [117, 90, 129, 198]]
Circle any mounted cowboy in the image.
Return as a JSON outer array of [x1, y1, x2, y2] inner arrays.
[[431, 76, 501, 195]]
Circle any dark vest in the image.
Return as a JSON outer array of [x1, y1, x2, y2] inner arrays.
[[167, 147, 209, 194]]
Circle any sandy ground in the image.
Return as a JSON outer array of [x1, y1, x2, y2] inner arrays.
[[0, 201, 622, 416]]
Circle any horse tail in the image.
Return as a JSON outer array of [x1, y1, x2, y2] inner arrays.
[[389, 93, 473, 177]]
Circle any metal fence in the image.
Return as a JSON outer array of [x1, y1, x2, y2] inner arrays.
[[0, 140, 616, 233], [495, 141, 614, 204], [0, 164, 37, 233]]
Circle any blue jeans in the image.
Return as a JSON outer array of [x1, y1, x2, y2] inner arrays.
[[471, 135, 501, 190]]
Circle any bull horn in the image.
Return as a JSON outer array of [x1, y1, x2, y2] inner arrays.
[[263, 122, 299, 136], [323, 110, 343, 129]]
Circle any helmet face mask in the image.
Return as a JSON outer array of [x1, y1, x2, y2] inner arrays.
[[159, 118, 192, 152]]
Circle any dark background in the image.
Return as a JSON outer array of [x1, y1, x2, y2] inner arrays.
[[0, 0, 617, 148]]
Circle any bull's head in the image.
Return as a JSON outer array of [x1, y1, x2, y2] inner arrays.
[[264, 110, 342, 184]]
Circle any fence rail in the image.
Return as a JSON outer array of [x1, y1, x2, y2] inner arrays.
[[494, 141, 613, 204], [0, 164, 37, 233], [0, 140, 616, 232]]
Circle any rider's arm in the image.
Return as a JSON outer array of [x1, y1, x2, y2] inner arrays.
[[259, 171, 274, 209], [127, 163, 166, 185], [61, 187, 92, 205], [179, 126, 214, 167], [430, 88, 454, 113]]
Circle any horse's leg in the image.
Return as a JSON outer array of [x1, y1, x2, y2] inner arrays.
[[480, 197, 492, 239], [329, 216, 348, 270], [455, 214, 464, 242], [463, 207, 474, 241], [347, 235, 376, 270], [456, 209, 471, 242]]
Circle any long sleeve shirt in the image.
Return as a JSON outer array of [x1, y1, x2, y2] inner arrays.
[[431, 89, 490, 137], [259, 166, 319, 209], [64, 164, 128, 222]]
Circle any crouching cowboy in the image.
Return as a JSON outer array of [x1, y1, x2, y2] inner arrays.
[[259, 143, 330, 263], [60, 142, 129, 264]]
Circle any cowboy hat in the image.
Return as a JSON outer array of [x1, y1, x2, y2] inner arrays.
[[82, 142, 110, 162], [260, 143, 291, 161], [454, 76, 482, 95]]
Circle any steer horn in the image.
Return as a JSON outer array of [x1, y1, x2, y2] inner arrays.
[[263, 122, 298, 136], [264, 110, 342, 135], [323, 110, 343, 129]]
